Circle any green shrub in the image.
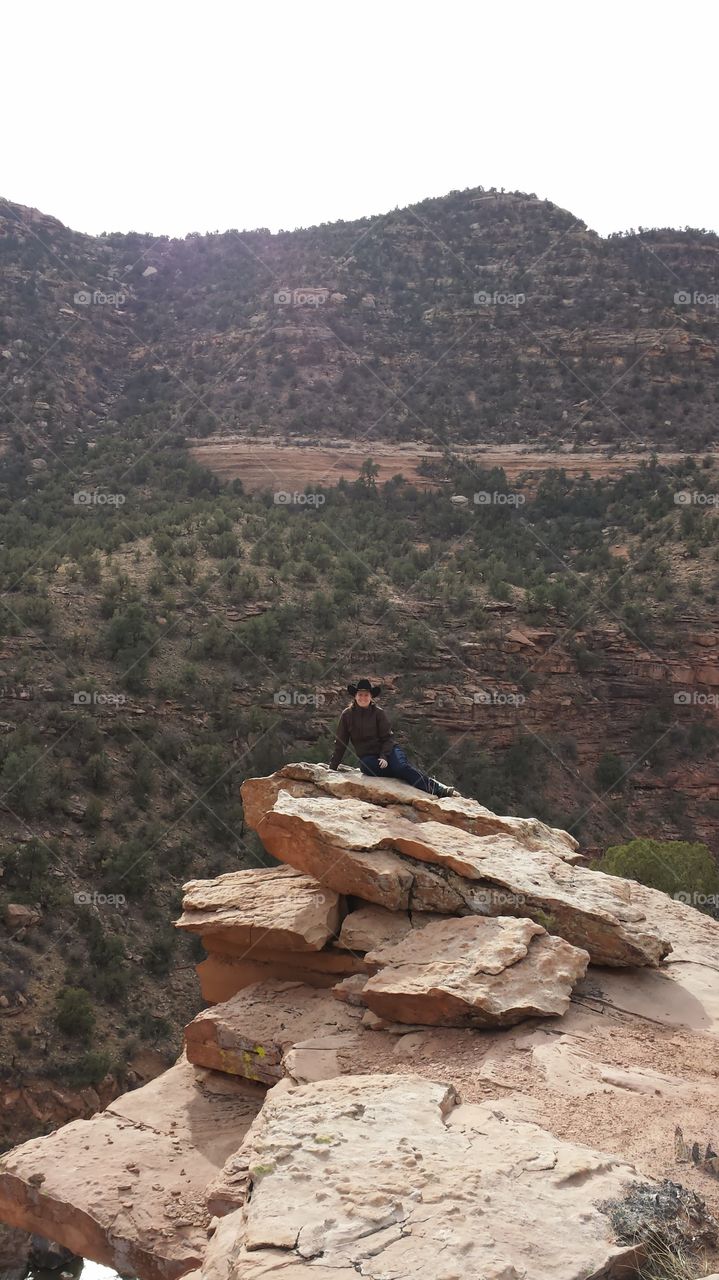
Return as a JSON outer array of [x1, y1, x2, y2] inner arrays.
[[0, 746, 48, 816], [84, 796, 104, 831], [52, 1050, 112, 1088], [55, 987, 96, 1041], [598, 838, 719, 906], [595, 752, 627, 793]]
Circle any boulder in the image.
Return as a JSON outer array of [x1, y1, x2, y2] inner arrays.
[[241, 783, 670, 967], [4, 904, 41, 930], [357, 915, 590, 1026], [176, 865, 342, 952], [199, 1073, 643, 1279], [184, 980, 364, 1085], [0, 1057, 263, 1280]]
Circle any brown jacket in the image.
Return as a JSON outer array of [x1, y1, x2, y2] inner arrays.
[[329, 701, 395, 770]]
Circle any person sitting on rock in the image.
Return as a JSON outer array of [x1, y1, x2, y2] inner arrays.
[[327, 678, 459, 798]]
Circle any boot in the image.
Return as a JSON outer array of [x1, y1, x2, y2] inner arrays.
[[429, 780, 459, 799]]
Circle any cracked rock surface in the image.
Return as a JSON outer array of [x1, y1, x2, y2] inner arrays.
[[200, 1072, 643, 1280], [184, 981, 365, 1085]]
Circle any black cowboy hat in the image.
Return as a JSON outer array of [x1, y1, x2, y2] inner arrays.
[[347, 678, 381, 697]]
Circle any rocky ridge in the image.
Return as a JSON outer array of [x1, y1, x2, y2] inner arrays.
[[0, 764, 718, 1278]]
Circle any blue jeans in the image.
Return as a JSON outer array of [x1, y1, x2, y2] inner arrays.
[[359, 744, 442, 794]]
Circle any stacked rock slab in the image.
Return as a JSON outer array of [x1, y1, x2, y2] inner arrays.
[[184, 980, 367, 1086], [240, 764, 672, 967], [241, 761, 585, 860], [177, 763, 671, 1028], [176, 865, 369, 1002], [356, 914, 590, 1027]]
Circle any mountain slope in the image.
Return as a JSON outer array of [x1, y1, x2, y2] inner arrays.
[[2, 187, 718, 456], [0, 185, 717, 1153]]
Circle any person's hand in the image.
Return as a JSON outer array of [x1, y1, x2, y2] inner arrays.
[[378, 757, 388, 769]]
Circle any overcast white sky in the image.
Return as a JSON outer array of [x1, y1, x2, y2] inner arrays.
[[4, 0, 717, 241]]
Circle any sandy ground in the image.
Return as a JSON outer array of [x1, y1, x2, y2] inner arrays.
[[186, 437, 713, 492]]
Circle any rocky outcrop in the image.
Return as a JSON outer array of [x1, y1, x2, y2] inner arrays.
[[3, 764, 719, 1280], [198, 1073, 644, 1279], [356, 915, 590, 1027], [241, 766, 671, 967], [0, 1059, 263, 1280]]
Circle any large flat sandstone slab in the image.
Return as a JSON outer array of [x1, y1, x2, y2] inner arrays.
[[242, 761, 582, 859], [0, 1058, 262, 1280], [199, 1072, 643, 1280], [184, 981, 365, 1085], [358, 915, 590, 1026], [176, 865, 341, 952], [241, 782, 671, 967]]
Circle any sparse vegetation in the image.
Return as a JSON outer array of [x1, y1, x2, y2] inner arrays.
[[0, 189, 717, 1141]]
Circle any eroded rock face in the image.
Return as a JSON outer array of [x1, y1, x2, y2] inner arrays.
[[196, 947, 368, 1004], [241, 781, 671, 967], [184, 981, 365, 1085], [358, 915, 590, 1027], [176, 865, 342, 952], [0, 1058, 263, 1280], [200, 1073, 642, 1280]]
